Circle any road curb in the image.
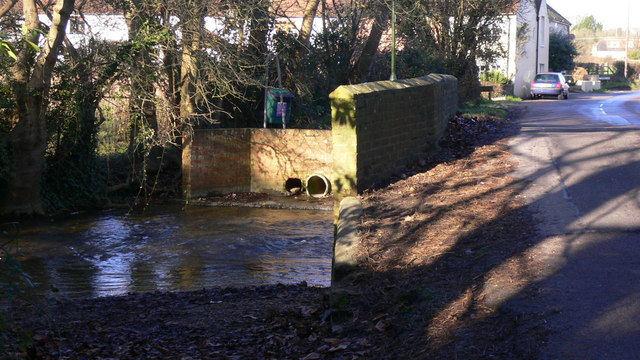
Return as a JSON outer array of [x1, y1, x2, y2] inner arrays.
[[331, 196, 363, 332]]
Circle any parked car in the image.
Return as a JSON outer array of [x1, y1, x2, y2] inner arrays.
[[530, 72, 569, 100]]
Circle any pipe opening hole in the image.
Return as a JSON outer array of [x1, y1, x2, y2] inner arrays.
[[306, 174, 331, 198], [285, 178, 303, 194]]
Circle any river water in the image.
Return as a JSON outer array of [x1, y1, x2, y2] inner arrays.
[[6, 206, 333, 298]]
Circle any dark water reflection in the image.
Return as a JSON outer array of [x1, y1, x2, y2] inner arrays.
[[9, 206, 333, 298]]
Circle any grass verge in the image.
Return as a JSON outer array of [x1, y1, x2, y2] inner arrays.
[[458, 99, 510, 118]]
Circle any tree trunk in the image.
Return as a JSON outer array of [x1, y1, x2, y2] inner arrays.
[[179, 1, 204, 122], [298, 0, 321, 49], [125, 1, 159, 158], [248, 0, 269, 59], [0, 0, 18, 17], [0, 0, 73, 216], [352, 0, 390, 82]]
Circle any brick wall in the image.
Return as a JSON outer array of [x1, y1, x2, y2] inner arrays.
[[251, 129, 333, 193], [182, 129, 333, 198], [330, 74, 458, 198], [182, 74, 457, 200]]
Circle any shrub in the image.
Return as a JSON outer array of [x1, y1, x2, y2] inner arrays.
[[480, 70, 511, 85]]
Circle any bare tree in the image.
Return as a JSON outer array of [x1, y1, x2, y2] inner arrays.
[[397, 0, 515, 99]]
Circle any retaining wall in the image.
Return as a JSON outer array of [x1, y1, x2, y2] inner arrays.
[[330, 74, 458, 198], [182, 128, 333, 198]]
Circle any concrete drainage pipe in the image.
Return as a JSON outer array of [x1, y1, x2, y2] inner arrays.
[[306, 174, 331, 198]]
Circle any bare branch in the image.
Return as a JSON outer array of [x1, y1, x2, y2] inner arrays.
[[0, 0, 18, 18]]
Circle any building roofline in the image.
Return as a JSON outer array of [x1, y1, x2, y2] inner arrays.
[[546, 4, 571, 26]]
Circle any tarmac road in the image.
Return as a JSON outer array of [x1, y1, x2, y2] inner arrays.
[[509, 91, 640, 360]]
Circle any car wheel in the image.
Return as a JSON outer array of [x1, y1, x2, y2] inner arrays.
[[530, 94, 537, 100]]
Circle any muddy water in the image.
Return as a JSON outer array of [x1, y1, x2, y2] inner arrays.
[[9, 206, 333, 298]]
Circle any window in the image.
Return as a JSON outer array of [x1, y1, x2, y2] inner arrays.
[[539, 16, 546, 46]]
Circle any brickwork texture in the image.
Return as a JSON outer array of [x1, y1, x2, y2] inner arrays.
[[182, 129, 333, 198], [182, 74, 457, 200], [330, 74, 458, 198]]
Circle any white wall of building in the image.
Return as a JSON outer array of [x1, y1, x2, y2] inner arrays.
[[480, 0, 552, 98], [512, 0, 549, 98]]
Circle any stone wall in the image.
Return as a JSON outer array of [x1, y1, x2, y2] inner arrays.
[[182, 129, 333, 198], [330, 74, 458, 198]]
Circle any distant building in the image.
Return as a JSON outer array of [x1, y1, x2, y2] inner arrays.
[[592, 38, 639, 60], [480, 0, 571, 98]]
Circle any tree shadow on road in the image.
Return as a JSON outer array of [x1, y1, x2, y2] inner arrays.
[[340, 109, 640, 359]]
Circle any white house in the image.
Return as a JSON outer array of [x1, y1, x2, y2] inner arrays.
[[482, 0, 563, 98], [31, 0, 328, 49], [592, 38, 639, 60]]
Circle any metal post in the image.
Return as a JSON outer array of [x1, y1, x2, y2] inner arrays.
[[263, 54, 273, 128], [264, 53, 287, 129], [625, 0, 630, 78], [390, 0, 397, 81], [275, 54, 286, 129]]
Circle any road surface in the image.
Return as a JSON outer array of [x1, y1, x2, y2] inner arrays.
[[510, 91, 640, 359]]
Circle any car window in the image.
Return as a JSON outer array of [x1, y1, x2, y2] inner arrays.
[[534, 74, 559, 83]]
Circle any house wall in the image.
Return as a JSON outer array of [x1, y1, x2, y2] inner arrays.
[[182, 129, 333, 198], [478, 14, 517, 79], [330, 74, 458, 198], [513, 0, 549, 98], [39, 14, 128, 46], [484, 0, 555, 98], [538, 3, 550, 72], [549, 20, 569, 35], [39, 12, 324, 49]]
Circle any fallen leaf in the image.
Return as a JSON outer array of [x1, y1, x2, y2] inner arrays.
[[328, 342, 350, 352], [372, 313, 388, 322], [301, 352, 321, 360], [374, 320, 391, 332]]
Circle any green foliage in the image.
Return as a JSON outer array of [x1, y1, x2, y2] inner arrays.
[[396, 45, 447, 79], [613, 60, 638, 80], [503, 95, 522, 102], [629, 50, 640, 61], [480, 70, 511, 85], [572, 15, 603, 33], [0, 39, 17, 61], [265, 24, 356, 129], [41, 42, 123, 211], [549, 32, 578, 72], [0, 84, 13, 191], [601, 81, 632, 91], [459, 99, 509, 118], [97, 102, 129, 156]]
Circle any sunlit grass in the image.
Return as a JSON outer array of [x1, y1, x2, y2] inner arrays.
[[459, 98, 509, 118], [601, 81, 633, 91], [502, 95, 522, 102]]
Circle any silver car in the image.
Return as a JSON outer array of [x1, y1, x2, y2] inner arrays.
[[530, 72, 569, 100]]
